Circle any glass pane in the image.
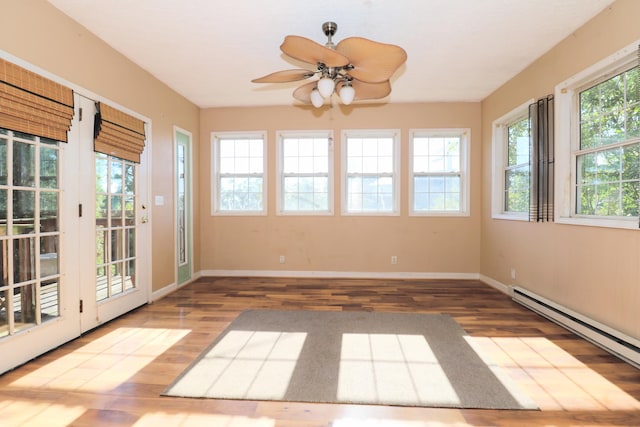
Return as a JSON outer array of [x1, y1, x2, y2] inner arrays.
[[622, 144, 640, 180], [110, 159, 123, 194], [40, 146, 58, 189], [126, 228, 135, 258], [13, 190, 35, 234], [111, 229, 123, 262], [125, 260, 135, 291], [124, 196, 135, 226], [40, 192, 58, 232], [96, 266, 107, 302], [96, 155, 108, 193], [40, 235, 59, 278], [40, 279, 59, 319], [0, 240, 7, 286], [0, 138, 7, 185], [13, 141, 35, 187], [0, 289, 7, 338], [124, 163, 135, 194], [13, 284, 36, 332], [111, 263, 123, 296], [622, 182, 639, 217], [0, 189, 7, 235], [110, 195, 123, 227], [96, 228, 107, 266], [13, 237, 35, 284]]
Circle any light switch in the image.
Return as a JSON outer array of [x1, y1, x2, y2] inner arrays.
[[154, 195, 165, 206]]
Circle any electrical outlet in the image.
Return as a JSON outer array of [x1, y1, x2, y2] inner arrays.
[[279, 255, 285, 264], [391, 256, 398, 265]]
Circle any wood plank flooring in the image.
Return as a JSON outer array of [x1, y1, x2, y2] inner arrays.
[[1, 277, 639, 426]]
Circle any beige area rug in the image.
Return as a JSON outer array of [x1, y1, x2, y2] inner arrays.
[[163, 310, 538, 409]]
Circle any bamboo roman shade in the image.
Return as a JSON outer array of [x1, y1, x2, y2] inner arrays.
[[93, 102, 146, 163], [0, 58, 74, 142]]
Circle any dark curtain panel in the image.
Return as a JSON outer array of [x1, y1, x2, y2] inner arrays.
[[529, 95, 554, 222]]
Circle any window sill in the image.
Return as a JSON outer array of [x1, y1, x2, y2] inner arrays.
[[556, 216, 639, 230], [491, 213, 529, 222]]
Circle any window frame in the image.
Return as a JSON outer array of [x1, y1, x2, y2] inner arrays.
[[555, 39, 639, 229], [409, 128, 471, 217], [341, 129, 401, 216], [211, 131, 267, 216], [276, 130, 334, 216], [491, 100, 534, 221]]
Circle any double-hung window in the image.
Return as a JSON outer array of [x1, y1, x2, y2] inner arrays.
[[211, 132, 266, 215], [556, 41, 639, 228], [491, 102, 533, 220], [277, 131, 333, 214], [342, 130, 399, 215], [410, 129, 470, 216]]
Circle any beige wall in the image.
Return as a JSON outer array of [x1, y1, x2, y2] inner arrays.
[[200, 103, 482, 274], [1, 0, 201, 292], [481, 0, 640, 338]]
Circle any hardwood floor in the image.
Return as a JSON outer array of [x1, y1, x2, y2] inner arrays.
[[1, 277, 639, 426]]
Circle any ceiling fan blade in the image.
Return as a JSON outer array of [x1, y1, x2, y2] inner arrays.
[[281, 35, 350, 68], [292, 81, 316, 104], [336, 37, 407, 83], [339, 79, 392, 101], [252, 69, 315, 83]]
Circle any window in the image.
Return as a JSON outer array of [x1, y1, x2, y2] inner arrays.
[[342, 130, 399, 215], [410, 129, 470, 216], [491, 101, 533, 220], [277, 131, 333, 214], [556, 40, 639, 228], [211, 132, 266, 215]]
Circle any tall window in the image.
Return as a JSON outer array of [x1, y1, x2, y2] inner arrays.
[[342, 130, 399, 215], [212, 132, 266, 215], [556, 41, 639, 229], [410, 130, 469, 215], [504, 117, 530, 213], [576, 66, 638, 218], [277, 131, 332, 214], [0, 128, 61, 337]]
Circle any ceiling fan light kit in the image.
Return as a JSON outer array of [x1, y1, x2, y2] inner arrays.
[[252, 22, 407, 108]]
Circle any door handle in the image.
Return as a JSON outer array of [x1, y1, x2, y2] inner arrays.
[[141, 216, 148, 224]]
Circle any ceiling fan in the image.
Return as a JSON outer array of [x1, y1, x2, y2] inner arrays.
[[252, 22, 407, 108]]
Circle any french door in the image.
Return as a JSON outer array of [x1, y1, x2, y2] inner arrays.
[[0, 94, 149, 374], [78, 96, 149, 332]]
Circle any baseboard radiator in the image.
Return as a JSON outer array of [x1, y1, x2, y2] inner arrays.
[[512, 286, 640, 369]]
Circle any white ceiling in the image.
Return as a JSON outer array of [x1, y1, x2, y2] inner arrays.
[[48, 0, 614, 108]]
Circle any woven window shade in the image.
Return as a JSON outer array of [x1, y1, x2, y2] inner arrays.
[[0, 58, 74, 142], [94, 102, 146, 163]]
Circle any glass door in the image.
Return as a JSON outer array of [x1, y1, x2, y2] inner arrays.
[[0, 100, 82, 374], [78, 97, 149, 332], [175, 128, 192, 286]]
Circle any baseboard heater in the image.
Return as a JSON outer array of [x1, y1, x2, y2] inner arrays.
[[512, 286, 640, 370]]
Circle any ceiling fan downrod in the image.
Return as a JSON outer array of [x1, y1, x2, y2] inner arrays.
[[322, 21, 338, 49]]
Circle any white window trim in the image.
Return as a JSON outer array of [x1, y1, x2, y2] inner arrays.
[[409, 128, 471, 217], [555, 39, 639, 230], [275, 130, 334, 216], [211, 131, 267, 216], [491, 99, 534, 221], [341, 129, 401, 216]]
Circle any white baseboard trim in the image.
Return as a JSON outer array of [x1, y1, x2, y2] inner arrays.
[[478, 274, 511, 295], [200, 269, 481, 280], [150, 271, 203, 302]]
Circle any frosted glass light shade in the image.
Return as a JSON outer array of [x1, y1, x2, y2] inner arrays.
[[310, 88, 324, 108], [317, 77, 335, 98], [340, 84, 355, 105]]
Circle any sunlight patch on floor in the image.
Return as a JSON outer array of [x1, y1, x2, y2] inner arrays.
[[338, 334, 460, 406], [467, 336, 640, 411], [8, 327, 190, 392], [0, 400, 85, 427]]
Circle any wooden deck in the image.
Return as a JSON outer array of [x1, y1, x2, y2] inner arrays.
[[0, 276, 639, 426]]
